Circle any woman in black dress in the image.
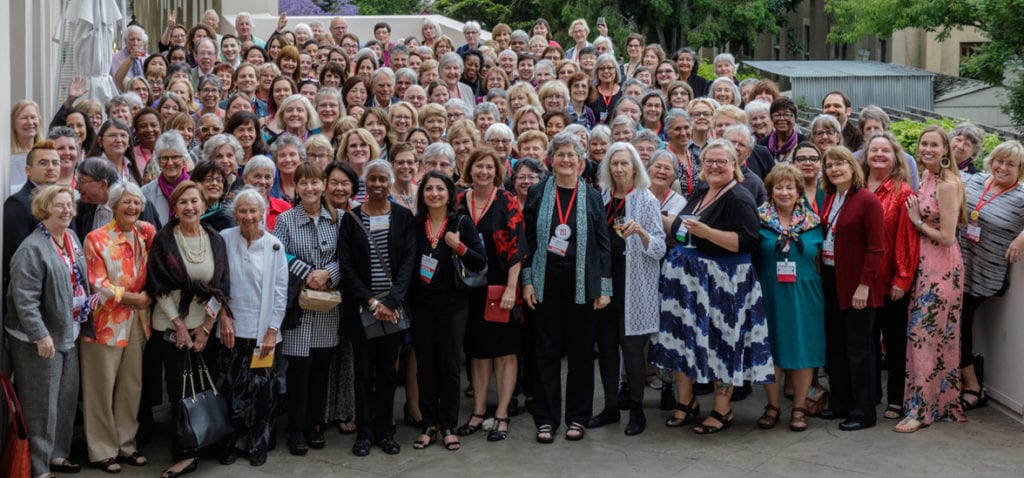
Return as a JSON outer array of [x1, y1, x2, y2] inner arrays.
[[456, 147, 527, 442]]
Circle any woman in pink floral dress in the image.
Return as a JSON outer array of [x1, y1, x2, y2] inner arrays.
[[900, 125, 967, 432]]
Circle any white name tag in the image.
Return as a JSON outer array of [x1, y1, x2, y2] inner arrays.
[[205, 296, 222, 318], [419, 254, 439, 283], [822, 236, 835, 266], [777, 261, 796, 283], [369, 215, 390, 231], [965, 224, 982, 243], [547, 236, 569, 256]]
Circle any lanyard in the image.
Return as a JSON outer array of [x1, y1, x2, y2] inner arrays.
[[692, 179, 734, 216], [555, 183, 578, 226], [606, 189, 632, 225], [425, 216, 448, 251], [822, 191, 847, 235], [469, 187, 496, 225], [660, 189, 672, 208], [975, 179, 1011, 214]]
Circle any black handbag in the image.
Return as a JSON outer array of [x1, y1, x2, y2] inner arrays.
[[451, 216, 488, 289], [175, 352, 232, 450], [348, 211, 411, 339]]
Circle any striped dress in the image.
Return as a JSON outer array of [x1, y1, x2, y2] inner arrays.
[[960, 173, 1024, 297]]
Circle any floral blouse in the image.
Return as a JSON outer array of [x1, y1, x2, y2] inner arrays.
[[84, 220, 157, 346]]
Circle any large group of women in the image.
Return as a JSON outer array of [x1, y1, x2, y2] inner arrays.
[[6, 9, 1024, 478]]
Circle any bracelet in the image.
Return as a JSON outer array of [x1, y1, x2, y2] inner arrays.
[[455, 242, 468, 256], [200, 326, 211, 336], [268, 326, 279, 332], [915, 219, 925, 229]]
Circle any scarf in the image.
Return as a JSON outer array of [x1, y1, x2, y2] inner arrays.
[[758, 201, 820, 254], [767, 129, 798, 160], [530, 177, 589, 304], [158, 171, 190, 217]]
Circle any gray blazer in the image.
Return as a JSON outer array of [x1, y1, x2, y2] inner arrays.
[[140, 180, 170, 226], [5, 228, 95, 350]]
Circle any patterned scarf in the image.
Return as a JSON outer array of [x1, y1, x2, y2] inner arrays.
[[767, 129, 798, 160], [758, 201, 820, 254]]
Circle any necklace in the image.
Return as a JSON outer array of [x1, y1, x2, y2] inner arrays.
[[175, 226, 207, 264]]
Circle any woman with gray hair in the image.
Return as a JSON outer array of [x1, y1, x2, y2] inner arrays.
[[243, 155, 291, 231], [522, 132, 612, 443], [439, 52, 476, 116], [141, 131, 191, 226], [589, 53, 623, 124], [709, 76, 742, 107], [81, 182, 156, 471], [711, 53, 738, 87], [8, 185, 96, 477], [589, 142, 666, 436], [269, 133, 307, 202], [950, 122, 985, 176], [203, 133, 246, 199], [810, 114, 843, 153], [265, 94, 322, 146], [338, 158, 417, 456]]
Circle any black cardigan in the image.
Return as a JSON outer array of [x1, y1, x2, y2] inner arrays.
[[410, 212, 488, 303], [337, 204, 417, 336]]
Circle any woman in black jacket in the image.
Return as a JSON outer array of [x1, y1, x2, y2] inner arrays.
[[337, 159, 417, 457], [410, 171, 487, 451]]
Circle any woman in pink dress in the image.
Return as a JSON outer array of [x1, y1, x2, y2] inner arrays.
[[900, 125, 967, 432]]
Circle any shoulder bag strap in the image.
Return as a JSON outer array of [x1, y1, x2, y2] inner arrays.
[[347, 210, 394, 288]]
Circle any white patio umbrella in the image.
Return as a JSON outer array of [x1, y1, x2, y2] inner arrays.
[[67, 0, 123, 106]]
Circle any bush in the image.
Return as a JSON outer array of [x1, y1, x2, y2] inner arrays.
[[697, 62, 759, 82], [889, 118, 1002, 169]]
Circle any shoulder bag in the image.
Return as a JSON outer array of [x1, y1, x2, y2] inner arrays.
[[0, 373, 29, 478], [452, 216, 488, 289], [175, 352, 233, 449], [348, 211, 410, 339]]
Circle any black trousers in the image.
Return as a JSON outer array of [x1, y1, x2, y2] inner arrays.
[[352, 332, 402, 442], [156, 339, 202, 461], [595, 289, 647, 405], [874, 295, 909, 406], [530, 263, 595, 429], [959, 293, 988, 368], [823, 267, 877, 424], [284, 347, 332, 436], [412, 299, 468, 430]]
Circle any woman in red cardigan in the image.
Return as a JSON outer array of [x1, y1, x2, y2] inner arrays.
[[862, 132, 919, 420], [819, 146, 885, 431]]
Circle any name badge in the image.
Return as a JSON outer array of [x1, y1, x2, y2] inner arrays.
[[547, 236, 569, 256], [419, 254, 439, 283], [205, 296, 222, 318], [822, 236, 835, 266], [965, 224, 982, 243], [369, 215, 390, 231], [777, 261, 796, 283], [599, 111, 608, 123]]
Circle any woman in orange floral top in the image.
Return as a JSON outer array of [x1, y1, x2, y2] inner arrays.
[[81, 182, 156, 471]]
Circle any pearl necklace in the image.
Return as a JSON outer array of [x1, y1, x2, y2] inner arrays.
[[175, 226, 207, 264]]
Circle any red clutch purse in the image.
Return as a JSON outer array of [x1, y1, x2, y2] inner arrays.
[[484, 285, 511, 323]]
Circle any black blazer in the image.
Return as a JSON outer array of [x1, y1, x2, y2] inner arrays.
[[686, 74, 708, 98], [3, 182, 37, 299], [337, 204, 417, 337], [746, 144, 777, 180]]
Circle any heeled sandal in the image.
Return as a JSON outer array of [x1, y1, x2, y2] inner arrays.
[[693, 409, 733, 435], [665, 397, 700, 427], [456, 412, 487, 436], [961, 389, 988, 411], [883, 404, 903, 420], [535, 424, 554, 444], [413, 427, 436, 449], [789, 407, 809, 432], [487, 417, 510, 441], [757, 404, 781, 429], [440, 428, 460, 450]]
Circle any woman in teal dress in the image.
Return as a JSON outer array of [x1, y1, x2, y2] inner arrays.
[[755, 163, 825, 432]]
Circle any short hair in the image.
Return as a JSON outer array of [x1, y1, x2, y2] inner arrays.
[[154, 130, 189, 160], [484, 122, 514, 141], [370, 66, 396, 84], [463, 147, 506, 187], [202, 133, 243, 163], [32, 185, 76, 221], [271, 133, 307, 162], [823, 90, 852, 109], [699, 140, 744, 183], [363, 158, 395, 183], [168, 180, 207, 211], [744, 99, 771, 119], [418, 103, 447, 124], [632, 129, 660, 147], [373, 22, 391, 33], [26, 139, 57, 167], [422, 142, 455, 167], [447, 119, 481, 145], [857, 105, 891, 133], [770, 97, 798, 118], [750, 79, 781, 102], [474, 102, 500, 120], [589, 124, 612, 143], [611, 114, 637, 133], [648, 149, 680, 177], [708, 76, 741, 106], [723, 124, 756, 148], [244, 154, 276, 178], [672, 47, 700, 70], [593, 54, 621, 84], [714, 105, 747, 126], [125, 25, 148, 44], [198, 74, 222, 93], [763, 163, 806, 205], [231, 187, 267, 218], [47, 126, 77, 148], [443, 99, 469, 116], [599, 142, 651, 191], [593, 36, 615, 58], [77, 156, 119, 186], [304, 134, 334, 156], [513, 157, 548, 180], [439, 52, 464, 72], [517, 130, 549, 150], [982, 140, 1024, 179], [821, 146, 864, 194], [713, 53, 737, 70], [810, 114, 842, 135], [950, 122, 985, 161], [538, 80, 570, 104], [463, 21, 481, 33], [395, 67, 418, 84], [546, 131, 585, 163], [273, 94, 322, 131]]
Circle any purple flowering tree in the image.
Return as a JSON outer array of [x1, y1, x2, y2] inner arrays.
[[279, 0, 359, 15]]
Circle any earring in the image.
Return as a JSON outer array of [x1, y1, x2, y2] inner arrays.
[[940, 156, 951, 169]]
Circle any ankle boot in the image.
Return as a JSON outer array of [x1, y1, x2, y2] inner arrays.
[[625, 400, 647, 436]]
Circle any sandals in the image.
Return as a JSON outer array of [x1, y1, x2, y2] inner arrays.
[[337, 419, 357, 434], [441, 428, 461, 451], [94, 458, 121, 474], [535, 424, 554, 444], [117, 452, 147, 467], [456, 412, 487, 436], [160, 458, 197, 478], [487, 417, 510, 442], [893, 416, 928, 433], [757, 404, 781, 429], [789, 407, 809, 432], [665, 397, 700, 427], [693, 409, 733, 435], [413, 427, 436, 450], [565, 422, 586, 441], [883, 404, 903, 420], [961, 389, 988, 411], [50, 458, 82, 473]]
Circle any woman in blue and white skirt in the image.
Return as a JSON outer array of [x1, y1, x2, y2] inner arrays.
[[649, 140, 774, 435]]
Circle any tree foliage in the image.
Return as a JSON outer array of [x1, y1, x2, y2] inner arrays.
[[826, 0, 1024, 127], [349, 0, 422, 16]]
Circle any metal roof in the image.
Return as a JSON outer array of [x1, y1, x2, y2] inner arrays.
[[743, 60, 935, 78]]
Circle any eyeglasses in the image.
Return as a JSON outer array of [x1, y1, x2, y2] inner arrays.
[[813, 130, 837, 138], [199, 125, 222, 134], [200, 176, 224, 184], [771, 112, 795, 120], [515, 174, 540, 181], [824, 162, 848, 170], [488, 138, 512, 145], [703, 159, 730, 167], [598, 66, 616, 72], [51, 203, 75, 211], [158, 155, 185, 163], [34, 159, 60, 167], [794, 155, 820, 164], [690, 111, 713, 118]]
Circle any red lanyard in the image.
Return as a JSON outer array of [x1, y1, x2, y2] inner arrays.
[[425, 216, 448, 250], [606, 188, 632, 225], [660, 189, 672, 208], [822, 192, 846, 235], [555, 184, 578, 226], [469, 187, 496, 225], [975, 180, 1011, 214]]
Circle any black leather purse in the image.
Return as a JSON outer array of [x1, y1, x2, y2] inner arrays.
[[452, 216, 488, 289], [175, 352, 232, 450]]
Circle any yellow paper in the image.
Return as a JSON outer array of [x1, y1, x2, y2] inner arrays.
[[250, 348, 274, 369]]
